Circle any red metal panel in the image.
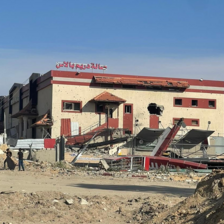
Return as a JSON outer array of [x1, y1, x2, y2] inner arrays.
[[44, 139, 56, 148], [123, 104, 133, 134], [144, 157, 150, 171], [147, 156, 207, 169], [150, 115, 159, 129], [61, 118, 71, 136]]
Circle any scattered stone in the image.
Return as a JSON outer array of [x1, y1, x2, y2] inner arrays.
[[65, 199, 74, 205], [80, 198, 89, 205]]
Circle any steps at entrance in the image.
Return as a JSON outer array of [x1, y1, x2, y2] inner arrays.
[[66, 118, 118, 146]]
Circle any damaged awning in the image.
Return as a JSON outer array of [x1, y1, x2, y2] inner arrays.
[[94, 76, 190, 89], [30, 110, 53, 128], [136, 128, 165, 143], [174, 129, 214, 150], [90, 91, 126, 103], [11, 100, 38, 118]]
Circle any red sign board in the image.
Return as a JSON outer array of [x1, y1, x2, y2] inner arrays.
[[56, 62, 107, 70]]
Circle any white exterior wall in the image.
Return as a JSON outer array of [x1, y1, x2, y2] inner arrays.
[[51, 84, 224, 138]]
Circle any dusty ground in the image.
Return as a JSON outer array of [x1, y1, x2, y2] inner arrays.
[[0, 166, 196, 224]]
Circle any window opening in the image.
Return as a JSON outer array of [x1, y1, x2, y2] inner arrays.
[[209, 100, 215, 108], [175, 99, 182, 106], [192, 100, 198, 107], [125, 105, 131, 113]]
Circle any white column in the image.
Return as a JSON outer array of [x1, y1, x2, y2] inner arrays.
[[19, 118, 23, 138], [23, 116, 28, 138]]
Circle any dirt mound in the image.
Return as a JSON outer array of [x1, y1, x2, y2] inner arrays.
[[0, 191, 179, 224], [153, 170, 224, 224]]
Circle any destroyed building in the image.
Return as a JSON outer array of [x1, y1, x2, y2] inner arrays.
[[0, 70, 223, 144]]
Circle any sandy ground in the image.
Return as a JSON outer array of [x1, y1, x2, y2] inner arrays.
[[0, 169, 196, 224], [0, 169, 195, 197]]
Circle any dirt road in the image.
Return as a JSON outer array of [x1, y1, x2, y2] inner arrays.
[[0, 170, 195, 197]]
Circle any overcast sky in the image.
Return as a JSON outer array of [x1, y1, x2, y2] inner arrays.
[[0, 0, 224, 95]]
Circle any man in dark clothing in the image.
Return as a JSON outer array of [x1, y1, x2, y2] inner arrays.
[[4, 148, 12, 169], [18, 148, 25, 171]]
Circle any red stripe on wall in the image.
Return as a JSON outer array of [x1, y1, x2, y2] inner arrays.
[[51, 80, 224, 94], [50, 70, 224, 87], [174, 98, 216, 109]]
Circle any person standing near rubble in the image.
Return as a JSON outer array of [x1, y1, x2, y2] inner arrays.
[[4, 148, 12, 169], [18, 148, 25, 171]]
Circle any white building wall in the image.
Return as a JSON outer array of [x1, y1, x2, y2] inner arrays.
[[51, 84, 224, 138]]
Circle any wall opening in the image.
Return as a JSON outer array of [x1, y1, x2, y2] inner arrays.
[[147, 103, 164, 115], [192, 100, 198, 107]]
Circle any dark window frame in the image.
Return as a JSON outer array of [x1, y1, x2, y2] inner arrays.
[[175, 99, 182, 106], [61, 100, 82, 113]]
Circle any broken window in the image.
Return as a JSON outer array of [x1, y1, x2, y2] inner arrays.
[[125, 105, 131, 113], [192, 100, 198, 107], [63, 102, 81, 112], [192, 120, 199, 126], [64, 102, 73, 110], [147, 103, 164, 115], [209, 100, 215, 108], [175, 99, 182, 106]]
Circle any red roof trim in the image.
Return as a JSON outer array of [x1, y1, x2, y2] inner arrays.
[[91, 91, 126, 103]]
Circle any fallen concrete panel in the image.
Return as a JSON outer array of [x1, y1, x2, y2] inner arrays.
[[136, 128, 164, 143], [175, 129, 214, 150], [101, 159, 110, 170]]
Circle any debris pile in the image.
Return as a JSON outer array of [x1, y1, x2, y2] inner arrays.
[[153, 169, 224, 224], [0, 191, 177, 224]]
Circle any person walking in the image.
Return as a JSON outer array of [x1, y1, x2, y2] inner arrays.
[[18, 148, 25, 171], [4, 148, 12, 169]]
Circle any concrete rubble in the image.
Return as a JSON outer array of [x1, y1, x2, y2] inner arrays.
[[1, 146, 222, 223]]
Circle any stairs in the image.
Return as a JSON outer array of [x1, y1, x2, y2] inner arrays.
[[66, 118, 119, 146]]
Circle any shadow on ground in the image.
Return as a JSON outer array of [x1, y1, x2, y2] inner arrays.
[[69, 183, 195, 197]]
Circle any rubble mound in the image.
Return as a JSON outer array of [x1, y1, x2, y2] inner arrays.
[[0, 191, 175, 224], [154, 170, 224, 224]]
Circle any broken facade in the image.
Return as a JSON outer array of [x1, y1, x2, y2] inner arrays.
[[0, 70, 223, 141]]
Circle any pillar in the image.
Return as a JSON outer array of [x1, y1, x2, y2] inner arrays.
[[23, 116, 28, 138], [19, 117, 23, 138]]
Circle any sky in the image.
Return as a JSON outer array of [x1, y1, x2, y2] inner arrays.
[[0, 0, 224, 95]]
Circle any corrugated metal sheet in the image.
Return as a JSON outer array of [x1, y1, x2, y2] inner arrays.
[[11, 139, 44, 149], [176, 129, 214, 150], [61, 118, 71, 136], [94, 76, 190, 89], [213, 137, 224, 155]]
